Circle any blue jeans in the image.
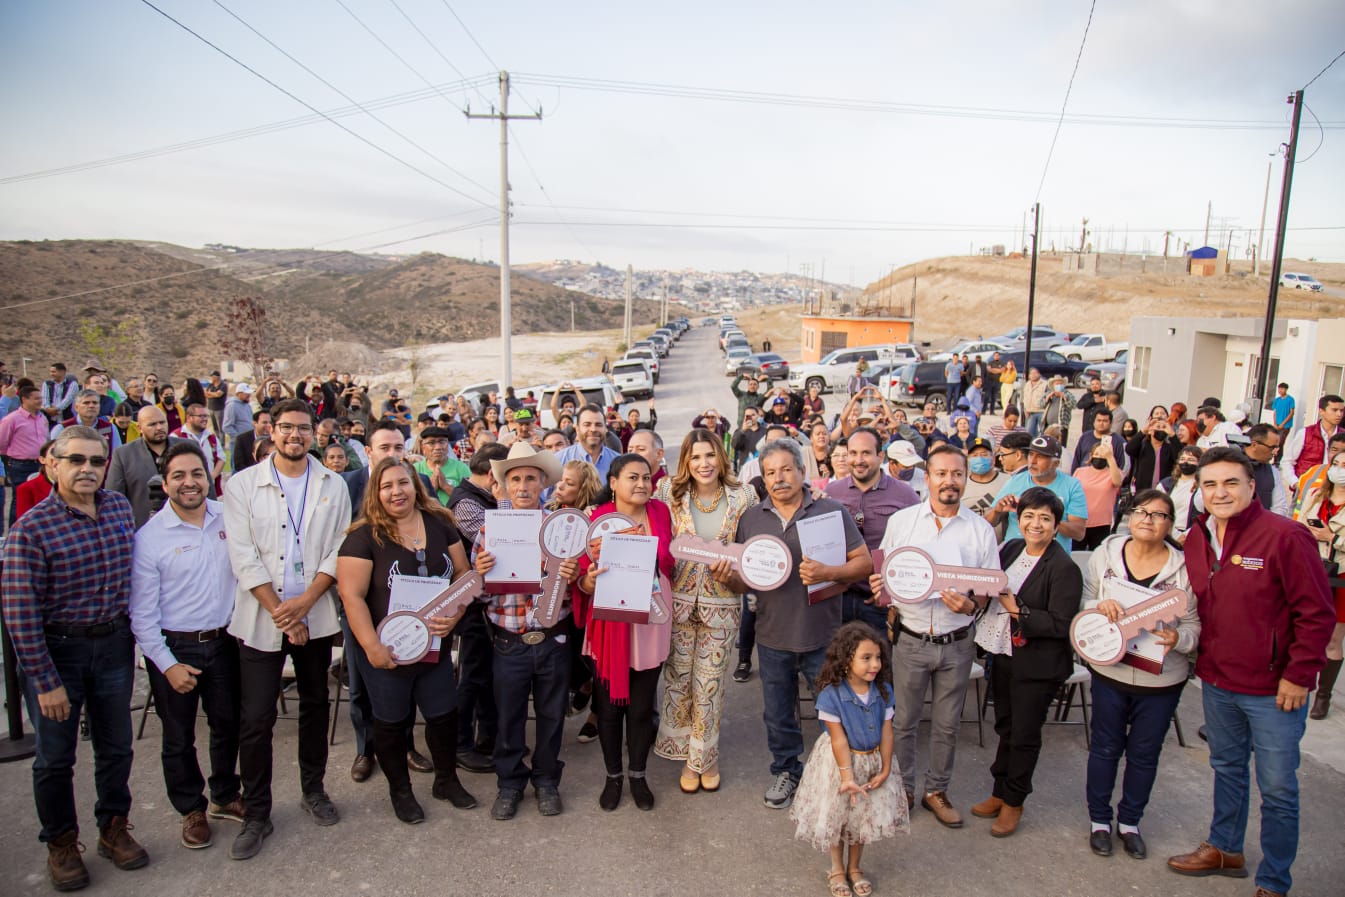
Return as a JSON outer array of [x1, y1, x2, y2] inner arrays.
[[1026, 412, 1044, 438], [20, 626, 135, 841], [1085, 676, 1184, 826], [1203, 683, 1307, 895], [491, 632, 568, 792], [757, 644, 827, 778]]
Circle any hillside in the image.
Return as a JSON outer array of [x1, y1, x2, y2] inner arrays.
[[0, 240, 655, 383]]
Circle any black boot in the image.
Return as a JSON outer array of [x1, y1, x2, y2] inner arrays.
[[425, 712, 478, 809], [1311, 658, 1342, 720], [373, 720, 424, 824]]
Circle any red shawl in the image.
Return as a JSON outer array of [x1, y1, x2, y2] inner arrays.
[[577, 498, 674, 703]]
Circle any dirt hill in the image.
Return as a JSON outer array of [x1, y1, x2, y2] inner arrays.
[[0, 240, 655, 384]]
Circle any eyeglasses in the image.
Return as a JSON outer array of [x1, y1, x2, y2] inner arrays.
[[1252, 441, 1280, 450], [275, 423, 314, 435], [57, 453, 107, 468], [1131, 508, 1173, 523], [415, 549, 428, 578]]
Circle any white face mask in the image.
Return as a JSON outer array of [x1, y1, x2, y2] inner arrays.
[[1328, 467, 1345, 486]]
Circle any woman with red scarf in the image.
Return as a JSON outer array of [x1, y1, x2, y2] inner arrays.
[[576, 453, 674, 812]]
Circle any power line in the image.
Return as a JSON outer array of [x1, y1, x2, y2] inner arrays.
[[210, 0, 494, 199], [332, 0, 473, 115], [509, 129, 601, 262], [1035, 0, 1097, 202], [1304, 47, 1345, 89], [440, 0, 498, 70], [135, 0, 495, 208], [1298, 103, 1326, 163]]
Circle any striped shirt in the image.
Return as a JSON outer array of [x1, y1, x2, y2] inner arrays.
[[1, 489, 136, 692]]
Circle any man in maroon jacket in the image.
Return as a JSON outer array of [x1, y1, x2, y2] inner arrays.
[[1167, 447, 1334, 897]]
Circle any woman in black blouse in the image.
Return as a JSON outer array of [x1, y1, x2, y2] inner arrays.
[[337, 457, 477, 823]]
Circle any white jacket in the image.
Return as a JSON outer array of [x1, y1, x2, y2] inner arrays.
[[224, 456, 352, 651]]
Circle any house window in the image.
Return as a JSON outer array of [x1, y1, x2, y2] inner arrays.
[[1248, 355, 1280, 395], [1322, 364, 1345, 397], [1131, 346, 1152, 390]]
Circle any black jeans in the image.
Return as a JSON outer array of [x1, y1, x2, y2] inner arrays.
[[491, 632, 568, 792], [989, 653, 1063, 807], [453, 608, 497, 751], [593, 666, 660, 775], [841, 590, 891, 651], [238, 634, 334, 820], [350, 637, 457, 723], [19, 626, 135, 841], [5, 457, 41, 528], [737, 594, 756, 665], [145, 635, 241, 815]]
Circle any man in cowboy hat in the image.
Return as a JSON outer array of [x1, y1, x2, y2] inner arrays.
[[471, 443, 579, 821]]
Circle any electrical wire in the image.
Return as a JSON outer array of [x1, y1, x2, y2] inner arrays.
[[1035, 0, 1097, 203], [1304, 47, 1345, 89], [333, 0, 473, 115], [210, 0, 494, 200], [440, 0, 498, 70], [135, 0, 495, 208], [508, 129, 601, 262], [1298, 103, 1326, 164]]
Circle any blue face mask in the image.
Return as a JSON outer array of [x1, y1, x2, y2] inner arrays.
[[897, 468, 915, 482], [969, 456, 993, 475]]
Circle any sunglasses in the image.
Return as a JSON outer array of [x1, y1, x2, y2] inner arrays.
[[415, 549, 428, 578], [57, 453, 108, 468]]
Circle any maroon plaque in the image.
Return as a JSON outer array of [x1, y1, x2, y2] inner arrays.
[[376, 573, 484, 665], [878, 546, 1008, 607], [670, 533, 792, 592], [533, 509, 590, 628], [1071, 588, 1186, 667]]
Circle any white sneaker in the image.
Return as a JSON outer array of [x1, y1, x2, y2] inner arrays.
[[763, 771, 798, 809]]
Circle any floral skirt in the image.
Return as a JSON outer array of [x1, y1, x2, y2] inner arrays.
[[790, 734, 910, 850]]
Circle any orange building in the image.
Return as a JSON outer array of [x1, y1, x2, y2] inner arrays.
[[800, 314, 915, 363]]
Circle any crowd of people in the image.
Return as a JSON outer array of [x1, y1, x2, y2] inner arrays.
[[0, 350, 1339, 897]]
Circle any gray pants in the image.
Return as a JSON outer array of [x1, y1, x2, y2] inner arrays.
[[891, 632, 975, 795]]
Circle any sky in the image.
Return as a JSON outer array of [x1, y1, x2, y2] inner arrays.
[[1, 0, 1343, 287]]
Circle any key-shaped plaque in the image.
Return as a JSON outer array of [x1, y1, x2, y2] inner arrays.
[[670, 534, 792, 592], [1070, 588, 1187, 667], [533, 509, 589, 628], [376, 572, 484, 665], [588, 512, 671, 625], [875, 546, 1009, 607]]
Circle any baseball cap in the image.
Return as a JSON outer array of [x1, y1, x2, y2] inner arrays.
[[967, 436, 994, 453], [514, 408, 535, 422], [770, 397, 787, 407], [234, 382, 254, 394], [1027, 435, 1062, 459], [885, 440, 923, 467], [857, 409, 877, 423], [388, 388, 399, 397]]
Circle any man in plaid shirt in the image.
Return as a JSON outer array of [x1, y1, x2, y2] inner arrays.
[[470, 443, 578, 821], [1, 426, 148, 890]]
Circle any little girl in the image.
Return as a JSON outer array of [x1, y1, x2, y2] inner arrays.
[[791, 622, 909, 897]]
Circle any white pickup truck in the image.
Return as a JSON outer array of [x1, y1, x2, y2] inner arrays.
[[787, 344, 921, 393], [1048, 333, 1127, 363]]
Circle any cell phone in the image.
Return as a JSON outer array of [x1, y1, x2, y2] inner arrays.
[[1309, 519, 1325, 528]]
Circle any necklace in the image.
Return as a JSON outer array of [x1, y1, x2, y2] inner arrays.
[[692, 485, 725, 513], [396, 511, 424, 549]]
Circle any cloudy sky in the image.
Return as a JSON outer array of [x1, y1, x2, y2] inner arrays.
[[2, 0, 1342, 285]]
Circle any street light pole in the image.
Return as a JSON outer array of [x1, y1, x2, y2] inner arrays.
[[1254, 90, 1305, 412]]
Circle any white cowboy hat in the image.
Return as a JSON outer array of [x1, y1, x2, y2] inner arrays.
[[490, 441, 562, 485]]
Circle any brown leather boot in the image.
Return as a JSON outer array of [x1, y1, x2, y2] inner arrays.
[[971, 795, 1004, 818], [1165, 841, 1249, 878], [1310, 658, 1341, 720], [990, 802, 1023, 837], [47, 830, 89, 892], [97, 816, 149, 870]]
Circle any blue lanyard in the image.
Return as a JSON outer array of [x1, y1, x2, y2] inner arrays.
[[271, 457, 311, 549]]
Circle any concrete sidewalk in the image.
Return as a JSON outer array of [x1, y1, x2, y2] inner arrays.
[[1, 667, 1341, 897]]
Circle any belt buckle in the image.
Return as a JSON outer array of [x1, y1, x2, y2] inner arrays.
[[521, 631, 546, 646]]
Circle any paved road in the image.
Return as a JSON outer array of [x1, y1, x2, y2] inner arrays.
[[2, 325, 1343, 896]]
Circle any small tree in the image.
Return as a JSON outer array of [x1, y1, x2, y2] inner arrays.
[[223, 296, 273, 380], [79, 319, 140, 377]]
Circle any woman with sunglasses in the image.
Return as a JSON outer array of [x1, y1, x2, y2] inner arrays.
[[652, 429, 757, 794], [576, 454, 675, 811], [336, 457, 477, 824], [1080, 489, 1199, 859]]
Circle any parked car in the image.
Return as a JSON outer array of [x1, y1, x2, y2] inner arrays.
[[1280, 272, 1324, 291], [720, 329, 746, 350], [537, 378, 625, 429], [624, 348, 660, 383], [724, 336, 750, 356], [786, 344, 920, 393], [996, 325, 1075, 345], [737, 352, 790, 380], [723, 345, 753, 375], [926, 340, 1015, 363], [647, 333, 670, 357], [1001, 349, 1091, 387], [610, 359, 655, 399], [1085, 350, 1128, 399], [1048, 333, 1128, 363]]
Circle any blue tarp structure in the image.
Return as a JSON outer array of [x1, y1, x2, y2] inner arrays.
[[1188, 246, 1218, 259]]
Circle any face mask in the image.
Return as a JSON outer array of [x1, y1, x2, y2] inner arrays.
[[1329, 468, 1345, 486], [1196, 419, 1208, 434], [1053, 383, 1064, 393], [1153, 430, 1168, 443], [897, 468, 914, 482], [969, 456, 993, 475], [1090, 458, 1108, 470], [1178, 462, 1199, 476]]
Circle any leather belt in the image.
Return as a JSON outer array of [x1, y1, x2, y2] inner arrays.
[[898, 624, 972, 646], [162, 627, 229, 642], [44, 616, 129, 639], [490, 622, 565, 647]]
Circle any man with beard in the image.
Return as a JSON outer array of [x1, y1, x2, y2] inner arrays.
[[555, 404, 619, 481], [130, 442, 245, 851], [172, 404, 225, 496], [108, 406, 202, 529], [871, 445, 1000, 828], [223, 399, 351, 859], [716, 438, 870, 810], [824, 427, 919, 640]]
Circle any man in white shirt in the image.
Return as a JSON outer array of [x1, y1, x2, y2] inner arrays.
[[130, 442, 244, 851], [871, 445, 1000, 829], [223, 398, 352, 860]]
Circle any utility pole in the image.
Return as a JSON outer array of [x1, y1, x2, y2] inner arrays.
[[661, 274, 669, 326], [1255, 90, 1305, 411], [623, 265, 633, 349], [466, 71, 542, 394], [1203, 200, 1212, 248], [1255, 159, 1272, 276], [1025, 203, 1041, 368]]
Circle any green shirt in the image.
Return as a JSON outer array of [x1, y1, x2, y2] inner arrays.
[[415, 457, 471, 505]]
